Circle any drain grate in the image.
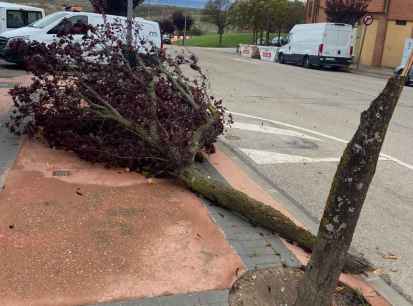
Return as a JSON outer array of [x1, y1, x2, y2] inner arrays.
[[52, 170, 71, 177]]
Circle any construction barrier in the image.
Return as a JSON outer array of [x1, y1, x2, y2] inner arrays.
[[257, 46, 279, 62], [239, 44, 260, 58]]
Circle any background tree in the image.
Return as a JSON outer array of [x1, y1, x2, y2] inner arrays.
[[159, 18, 175, 34], [90, 0, 143, 16], [284, 0, 305, 31], [263, 0, 288, 44], [325, 0, 371, 26], [172, 10, 194, 35], [229, 0, 303, 45], [229, 0, 265, 44], [202, 0, 232, 46]]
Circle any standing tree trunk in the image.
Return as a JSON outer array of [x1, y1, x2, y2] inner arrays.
[[294, 74, 407, 306], [266, 31, 270, 45]]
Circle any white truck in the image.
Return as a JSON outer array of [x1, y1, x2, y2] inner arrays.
[[0, 11, 161, 63], [0, 2, 44, 34], [278, 23, 354, 69]]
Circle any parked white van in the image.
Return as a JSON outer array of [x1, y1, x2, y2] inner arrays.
[[0, 11, 161, 63], [0, 2, 44, 34], [278, 23, 354, 69]]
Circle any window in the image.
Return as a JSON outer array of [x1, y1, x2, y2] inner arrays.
[[29, 12, 70, 29], [396, 20, 407, 26], [7, 10, 25, 28], [7, 10, 43, 29], [48, 16, 89, 36], [28, 11, 43, 24]]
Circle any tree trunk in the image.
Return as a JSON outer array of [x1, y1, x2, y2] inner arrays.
[[294, 76, 406, 306], [179, 165, 373, 274], [218, 29, 223, 46], [266, 31, 270, 45]]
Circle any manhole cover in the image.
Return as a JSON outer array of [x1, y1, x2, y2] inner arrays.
[[52, 170, 71, 177]]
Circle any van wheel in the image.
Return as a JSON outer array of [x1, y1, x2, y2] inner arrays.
[[303, 56, 311, 68], [278, 53, 284, 64]]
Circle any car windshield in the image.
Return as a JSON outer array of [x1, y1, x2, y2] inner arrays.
[[28, 12, 70, 29]]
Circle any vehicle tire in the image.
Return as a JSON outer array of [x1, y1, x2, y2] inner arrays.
[[278, 53, 285, 64], [303, 56, 311, 68]]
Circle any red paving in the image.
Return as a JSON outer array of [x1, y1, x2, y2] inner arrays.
[[0, 141, 244, 306]]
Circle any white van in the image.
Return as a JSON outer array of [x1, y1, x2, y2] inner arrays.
[[0, 2, 44, 34], [278, 23, 354, 69], [0, 11, 161, 63]]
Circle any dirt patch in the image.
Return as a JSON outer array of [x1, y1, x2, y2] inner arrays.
[[229, 267, 369, 306]]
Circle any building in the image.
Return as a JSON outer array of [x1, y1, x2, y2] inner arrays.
[[305, 0, 413, 68]]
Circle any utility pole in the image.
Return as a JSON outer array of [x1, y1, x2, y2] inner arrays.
[[127, 0, 133, 48], [182, 14, 187, 46]]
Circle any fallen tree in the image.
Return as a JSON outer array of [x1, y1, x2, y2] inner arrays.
[[8, 18, 371, 274]]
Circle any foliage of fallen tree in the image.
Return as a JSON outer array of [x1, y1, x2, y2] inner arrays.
[[7, 19, 371, 274]]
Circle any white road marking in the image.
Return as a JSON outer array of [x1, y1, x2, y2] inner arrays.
[[231, 111, 413, 171], [240, 148, 390, 165], [231, 122, 322, 142]]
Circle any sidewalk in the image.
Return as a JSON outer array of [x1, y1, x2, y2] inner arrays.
[[0, 76, 398, 306]]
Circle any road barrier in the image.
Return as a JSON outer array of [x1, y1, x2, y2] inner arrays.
[[238, 44, 279, 62], [239, 44, 260, 59], [257, 46, 279, 62]]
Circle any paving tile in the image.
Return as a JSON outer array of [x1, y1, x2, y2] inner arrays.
[[198, 289, 228, 304], [157, 293, 201, 306]]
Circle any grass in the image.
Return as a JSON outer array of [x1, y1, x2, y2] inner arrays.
[[174, 33, 254, 48]]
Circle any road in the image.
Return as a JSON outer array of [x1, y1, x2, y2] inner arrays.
[[188, 47, 413, 303]]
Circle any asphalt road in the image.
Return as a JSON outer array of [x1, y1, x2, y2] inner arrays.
[[187, 47, 413, 303]]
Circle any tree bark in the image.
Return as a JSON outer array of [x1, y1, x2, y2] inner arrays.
[[294, 76, 405, 306], [218, 31, 223, 46], [179, 165, 373, 274]]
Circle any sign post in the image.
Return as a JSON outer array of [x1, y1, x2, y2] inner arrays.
[[357, 15, 374, 70]]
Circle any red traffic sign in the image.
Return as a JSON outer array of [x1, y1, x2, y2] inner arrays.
[[363, 15, 374, 26]]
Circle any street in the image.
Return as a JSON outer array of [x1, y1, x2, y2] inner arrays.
[[189, 47, 413, 302]]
